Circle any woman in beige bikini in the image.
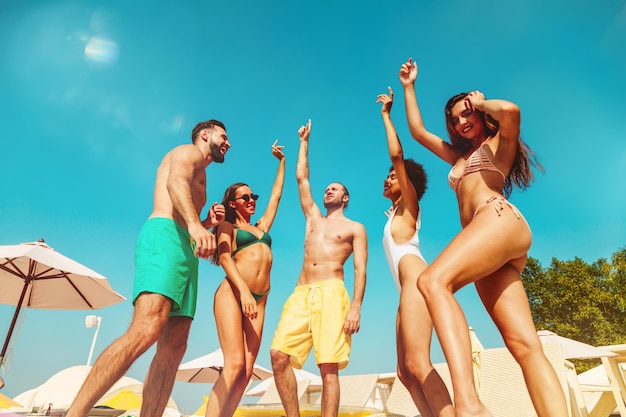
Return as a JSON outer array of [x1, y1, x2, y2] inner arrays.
[[399, 58, 567, 417], [207, 140, 285, 417]]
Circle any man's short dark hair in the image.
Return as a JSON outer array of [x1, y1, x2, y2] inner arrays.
[[191, 119, 226, 143]]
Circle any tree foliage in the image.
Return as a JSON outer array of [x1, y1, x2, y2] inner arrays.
[[522, 247, 626, 372]]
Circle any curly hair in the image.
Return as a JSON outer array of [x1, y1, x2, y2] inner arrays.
[[390, 158, 428, 202], [210, 182, 247, 265], [444, 92, 543, 197]]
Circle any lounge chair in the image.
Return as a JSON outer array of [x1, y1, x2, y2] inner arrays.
[[478, 342, 570, 417], [382, 377, 418, 417], [313, 374, 379, 408], [565, 361, 617, 417], [256, 379, 311, 405], [597, 344, 626, 417], [379, 364, 453, 417]]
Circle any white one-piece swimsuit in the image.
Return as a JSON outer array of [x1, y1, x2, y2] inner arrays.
[[382, 206, 426, 292]]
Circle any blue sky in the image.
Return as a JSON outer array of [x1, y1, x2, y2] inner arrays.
[[1, 0, 625, 413]]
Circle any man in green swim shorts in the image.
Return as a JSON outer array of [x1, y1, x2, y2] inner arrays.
[[67, 120, 230, 417]]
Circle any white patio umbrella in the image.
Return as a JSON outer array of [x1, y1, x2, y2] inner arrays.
[[537, 330, 618, 359], [0, 239, 126, 365], [245, 367, 322, 397], [176, 348, 273, 383], [13, 365, 141, 410]]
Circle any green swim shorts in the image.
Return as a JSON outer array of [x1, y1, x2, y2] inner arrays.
[[133, 217, 199, 318]]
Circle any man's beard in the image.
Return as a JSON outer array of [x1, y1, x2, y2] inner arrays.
[[323, 198, 342, 209], [210, 141, 225, 163]]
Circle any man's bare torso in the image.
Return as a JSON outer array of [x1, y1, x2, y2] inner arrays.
[[298, 215, 356, 285], [149, 145, 207, 229]]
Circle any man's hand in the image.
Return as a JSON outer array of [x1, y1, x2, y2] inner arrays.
[[188, 222, 216, 259], [298, 119, 312, 142], [376, 86, 394, 115], [398, 58, 418, 87], [343, 307, 361, 335]]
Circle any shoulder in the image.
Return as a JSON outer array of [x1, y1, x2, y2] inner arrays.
[[306, 206, 324, 221], [170, 144, 204, 162], [217, 221, 235, 234], [487, 134, 516, 158], [347, 218, 367, 235], [395, 200, 419, 225]]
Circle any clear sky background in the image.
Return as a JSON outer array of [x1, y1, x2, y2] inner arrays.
[[1, 0, 625, 413]]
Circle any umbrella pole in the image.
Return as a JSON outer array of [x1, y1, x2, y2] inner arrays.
[[0, 279, 30, 366]]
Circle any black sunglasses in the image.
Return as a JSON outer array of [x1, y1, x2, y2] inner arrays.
[[234, 193, 259, 202]]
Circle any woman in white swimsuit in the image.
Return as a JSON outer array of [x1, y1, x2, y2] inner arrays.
[[399, 58, 567, 417], [377, 87, 454, 417]]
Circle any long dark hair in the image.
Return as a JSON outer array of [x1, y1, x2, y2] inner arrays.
[[210, 182, 247, 265], [444, 92, 543, 197]]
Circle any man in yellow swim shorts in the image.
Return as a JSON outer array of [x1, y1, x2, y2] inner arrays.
[[270, 119, 368, 417], [67, 120, 230, 417]]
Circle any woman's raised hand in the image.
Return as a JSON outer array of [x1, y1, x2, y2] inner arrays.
[[272, 139, 285, 160], [399, 57, 418, 87], [376, 86, 394, 115], [464, 90, 486, 112]]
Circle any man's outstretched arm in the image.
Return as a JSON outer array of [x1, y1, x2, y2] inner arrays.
[[295, 119, 320, 219]]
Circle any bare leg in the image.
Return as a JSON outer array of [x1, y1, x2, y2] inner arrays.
[[319, 363, 339, 417], [476, 267, 568, 417], [206, 281, 266, 417], [66, 294, 171, 417], [397, 255, 454, 417], [270, 349, 299, 417], [417, 207, 533, 417], [141, 315, 192, 417]]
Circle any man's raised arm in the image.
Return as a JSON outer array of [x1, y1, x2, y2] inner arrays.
[[295, 119, 319, 218]]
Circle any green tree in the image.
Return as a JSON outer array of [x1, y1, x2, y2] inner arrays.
[[522, 247, 626, 372]]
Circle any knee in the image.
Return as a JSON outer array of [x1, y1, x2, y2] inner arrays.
[[124, 325, 161, 353], [416, 270, 439, 300], [233, 359, 247, 378], [505, 336, 542, 365], [397, 367, 417, 388], [164, 336, 188, 360], [270, 349, 289, 371], [319, 363, 339, 384], [132, 314, 167, 343], [223, 358, 247, 381], [399, 357, 432, 384]]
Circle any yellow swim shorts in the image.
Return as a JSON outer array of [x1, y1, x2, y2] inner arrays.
[[270, 278, 351, 370]]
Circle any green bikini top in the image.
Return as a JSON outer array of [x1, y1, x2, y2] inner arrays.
[[232, 228, 272, 256]]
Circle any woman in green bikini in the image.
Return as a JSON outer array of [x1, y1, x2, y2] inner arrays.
[[208, 140, 285, 417]]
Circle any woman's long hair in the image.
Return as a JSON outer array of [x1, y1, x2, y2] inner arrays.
[[210, 182, 247, 265], [444, 92, 543, 197]]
